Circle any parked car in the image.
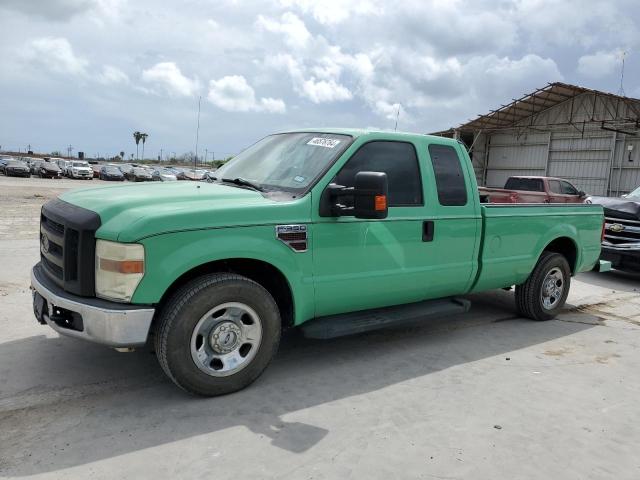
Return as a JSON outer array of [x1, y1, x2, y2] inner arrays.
[[4, 159, 31, 177], [589, 186, 640, 272], [181, 168, 207, 181], [68, 161, 93, 180], [119, 164, 135, 179], [30, 160, 45, 175], [99, 166, 125, 181], [91, 164, 103, 178], [129, 167, 153, 182], [52, 158, 71, 176], [30, 129, 607, 396], [39, 161, 63, 179], [0, 156, 14, 174], [479, 176, 587, 203], [152, 168, 178, 181], [203, 171, 217, 183]]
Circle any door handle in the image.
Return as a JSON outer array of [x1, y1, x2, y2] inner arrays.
[[422, 221, 434, 242]]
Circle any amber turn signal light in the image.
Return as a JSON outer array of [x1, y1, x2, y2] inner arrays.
[[375, 195, 387, 211], [99, 258, 144, 274]]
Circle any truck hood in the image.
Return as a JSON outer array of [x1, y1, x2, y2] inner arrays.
[[589, 196, 640, 221], [59, 182, 299, 242]]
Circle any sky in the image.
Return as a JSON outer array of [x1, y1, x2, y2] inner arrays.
[[0, 0, 639, 160]]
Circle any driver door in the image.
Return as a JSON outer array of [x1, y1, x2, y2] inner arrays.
[[311, 139, 430, 317]]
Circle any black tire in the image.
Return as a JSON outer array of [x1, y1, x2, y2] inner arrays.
[[155, 273, 281, 396], [515, 252, 571, 321]]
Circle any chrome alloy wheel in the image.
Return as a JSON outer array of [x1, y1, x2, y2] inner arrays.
[[190, 302, 263, 377], [540, 267, 564, 310]]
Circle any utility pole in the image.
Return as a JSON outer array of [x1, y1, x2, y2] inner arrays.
[[67, 145, 73, 158], [194, 95, 201, 171], [160, 148, 163, 162]]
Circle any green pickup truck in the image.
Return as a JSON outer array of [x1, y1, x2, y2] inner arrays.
[[31, 129, 606, 396]]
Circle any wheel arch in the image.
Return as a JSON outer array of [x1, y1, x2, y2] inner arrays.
[[540, 236, 578, 274], [153, 258, 295, 331]]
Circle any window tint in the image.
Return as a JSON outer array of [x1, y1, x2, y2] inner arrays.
[[504, 177, 544, 192], [334, 141, 422, 206], [428, 144, 467, 206], [549, 180, 562, 194], [561, 181, 578, 195]]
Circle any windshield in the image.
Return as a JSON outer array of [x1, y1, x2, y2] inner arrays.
[[73, 162, 88, 167], [105, 167, 121, 174], [214, 132, 352, 193], [627, 186, 640, 198]]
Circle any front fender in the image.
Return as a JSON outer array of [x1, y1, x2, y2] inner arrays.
[[131, 225, 315, 324]]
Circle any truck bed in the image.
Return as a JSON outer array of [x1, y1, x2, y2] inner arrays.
[[478, 186, 550, 204], [470, 203, 604, 292]]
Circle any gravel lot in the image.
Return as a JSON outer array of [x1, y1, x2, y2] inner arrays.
[[1, 177, 639, 479]]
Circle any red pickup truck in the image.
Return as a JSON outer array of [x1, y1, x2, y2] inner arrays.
[[479, 176, 587, 204]]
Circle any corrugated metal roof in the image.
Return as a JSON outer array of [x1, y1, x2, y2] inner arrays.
[[434, 82, 640, 135]]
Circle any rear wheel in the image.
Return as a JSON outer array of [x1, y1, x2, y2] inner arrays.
[[155, 273, 281, 396], [515, 252, 571, 321]]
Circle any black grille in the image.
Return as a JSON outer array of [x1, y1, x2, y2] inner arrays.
[[604, 217, 640, 246], [40, 198, 101, 296]]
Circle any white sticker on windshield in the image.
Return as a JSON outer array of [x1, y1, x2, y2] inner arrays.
[[307, 137, 341, 148], [294, 175, 306, 183]]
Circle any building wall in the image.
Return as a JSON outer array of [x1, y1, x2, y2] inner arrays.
[[471, 92, 640, 196]]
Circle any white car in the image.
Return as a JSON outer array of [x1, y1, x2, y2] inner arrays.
[[68, 161, 93, 179]]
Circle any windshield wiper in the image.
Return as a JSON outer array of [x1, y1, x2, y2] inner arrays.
[[220, 177, 264, 192]]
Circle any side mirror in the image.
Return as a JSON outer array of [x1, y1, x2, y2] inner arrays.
[[319, 171, 388, 219], [578, 191, 586, 197], [353, 171, 388, 219]]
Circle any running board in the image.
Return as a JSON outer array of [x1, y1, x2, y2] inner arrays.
[[301, 297, 471, 339]]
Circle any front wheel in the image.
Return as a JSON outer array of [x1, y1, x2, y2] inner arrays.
[[515, 252, 571, 321], [155, 273, 281, 396]]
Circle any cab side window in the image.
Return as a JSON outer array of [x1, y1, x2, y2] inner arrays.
[[561, 181, 578, 195], [428, 144, 467, 206], [334, 141, 423, 206], [549, 180, 562, 194]]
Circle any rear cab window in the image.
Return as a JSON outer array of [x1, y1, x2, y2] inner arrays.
[[504, 177, 544, 192], [427, 143, 468, 206]]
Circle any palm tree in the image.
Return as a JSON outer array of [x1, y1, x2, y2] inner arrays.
[[133, 131, 142, 160], [140, 133, 149, 161]]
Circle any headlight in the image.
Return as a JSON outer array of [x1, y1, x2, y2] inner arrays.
[[95, 240, 145, 302]]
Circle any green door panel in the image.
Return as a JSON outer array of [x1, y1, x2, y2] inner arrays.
[[311, 218, 431, 317]]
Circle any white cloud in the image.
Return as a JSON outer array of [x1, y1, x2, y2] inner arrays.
[[141, 62, 199, 97], [207, 75, 286, 113], [302, 78, 352, 103], [577, 51, 621, 78], [279, 0, 382, 25], [256, 12, 311, 49], [97, 65, 129, 85], [24, 37, 88, 76]]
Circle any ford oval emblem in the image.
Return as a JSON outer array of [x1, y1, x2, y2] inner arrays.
[[41, 233, 50, 253]]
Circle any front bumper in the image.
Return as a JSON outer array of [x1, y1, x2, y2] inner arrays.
[[601, 245, 640, 272], [31, 263, 155, 347]]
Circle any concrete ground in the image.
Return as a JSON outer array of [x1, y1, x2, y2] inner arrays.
[[1, 177, 639, 479]]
